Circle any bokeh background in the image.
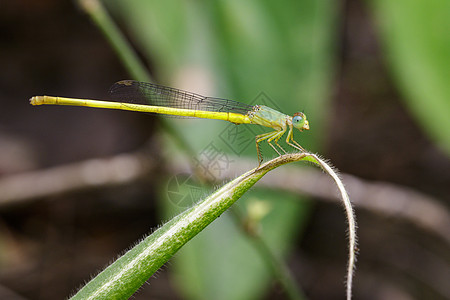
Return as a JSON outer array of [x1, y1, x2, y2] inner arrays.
[[0, 0, 449, 299]]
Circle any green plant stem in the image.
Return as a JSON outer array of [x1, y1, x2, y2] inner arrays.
[[315, 155, 357, 300], [70, 153, 356, 300], [78, 0, 151, 82], [77, 0, 197, 159], [250, 234, 305, 300], [231, 207, 305, 300]]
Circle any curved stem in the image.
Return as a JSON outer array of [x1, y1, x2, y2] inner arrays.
[[70, 152, 356, 300], [308, 154, 357, 300]]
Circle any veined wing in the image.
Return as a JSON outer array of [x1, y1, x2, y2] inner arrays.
[[109, 80, 253, 115]]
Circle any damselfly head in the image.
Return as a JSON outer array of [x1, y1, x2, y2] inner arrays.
[[292, 112, 309, 131]]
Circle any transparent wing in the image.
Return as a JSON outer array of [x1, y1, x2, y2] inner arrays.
[[109, 80, 253, 115]]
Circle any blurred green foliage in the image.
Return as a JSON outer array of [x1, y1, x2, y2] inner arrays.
[[104, 0, 336, 299], [370, 0, 450, 155], [101, 0, 449, 299]]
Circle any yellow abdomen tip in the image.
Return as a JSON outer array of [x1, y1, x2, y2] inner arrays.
[[30, 96, 58, 105], [30, 96, 43, 105]]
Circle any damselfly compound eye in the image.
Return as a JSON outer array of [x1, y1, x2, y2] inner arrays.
[[293, 115, 303, 124], [292, 112, 307, 130]]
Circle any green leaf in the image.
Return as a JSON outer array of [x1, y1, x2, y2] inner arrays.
[[70, 153, 319, 300], [370, 0, 450, 155]]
